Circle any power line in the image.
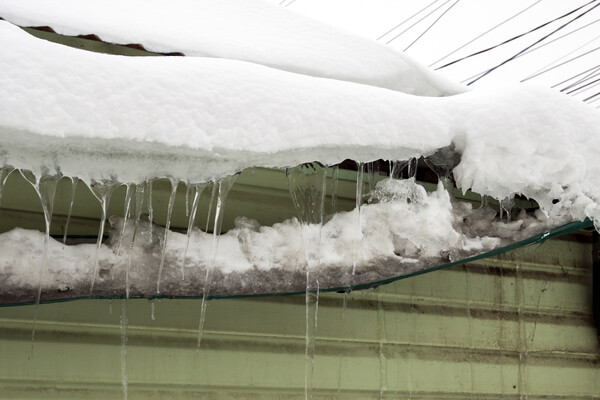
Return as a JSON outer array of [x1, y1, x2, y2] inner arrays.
[[436, 0, 597, 70], [524, 33, 600, 80], [471, 1, 600, 85], [551, 64, 600, 88], [377, 0, 441, 41], [521, 45, 600, 82], [583, 90, 600, 102], [404, 0, 462, 52], [429, 0, 542, 67], [386, 0, 452, 45], [566, 76, 600, 95], [562, 67, 600, 92]]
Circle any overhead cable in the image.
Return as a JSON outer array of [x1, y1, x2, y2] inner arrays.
[[377, 0, 441, 41], [429, 0, 542, 67], [436, 0, 597, 70], [386, 0, 452, 45], [470, 1, 600, 85], [404, 0, 462, 52]]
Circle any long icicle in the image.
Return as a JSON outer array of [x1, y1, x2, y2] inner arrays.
[[196, 175, 238, 352], [116, 184, 134, 257], [343, 162, 364, 315], [286, 163, 327, 400], [120, 299, 129, 400], [89, 181, 118, 295], [156, 178, 179, 294], [23, 171, 59, 356], [62, 177, 78, 248], [125, 184, 145, 299], [183, 183, 206, 280]]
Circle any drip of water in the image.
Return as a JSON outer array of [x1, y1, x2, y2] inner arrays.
[[466, 265, 475, 399], [156, 178, 179, 294], [109, 299, 113, 315], [286, 163, 327, 400], [62, 177, 78, 247], [305, 281, 319, 400], [183, 183, 207, 280], [89, 181, 118, 295], [116, 184, 134, 257], [376, 294, 388, 400], [197, 175, 238, 351], [125, 184, 146, 299], [22, 171, 59, 355], [120, 299, 128, 400], [515, 263, 529, 399], [150, 299, 156, 321]]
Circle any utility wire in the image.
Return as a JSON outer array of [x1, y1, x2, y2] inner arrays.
[[521, 45, 600, 82], [471, 1, 600, 85], [404, 0, 462, 52], [436, 0, 597, 70], [584, 90, 600, 102], [462, 25, 600, 84], [386, 0, 452, 45], [377, 0, 441, 41], [429, 0, 542, 67], [551, 63, 600, 88], [524, 32, 600, 80], [566, 76, 600, 95], [561, 65, 600, 91]]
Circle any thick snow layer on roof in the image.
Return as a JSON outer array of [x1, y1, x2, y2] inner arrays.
[[1, 21, 600, 225], [0, 0, 465, 96]]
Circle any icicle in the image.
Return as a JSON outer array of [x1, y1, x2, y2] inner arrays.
[[0, 166, 15, 207], [390, 160, 406, 180], [377, 294, 388, 400], [150, 299, 156, 321], [116, 184, 134, 257], [366, 162, 378, 193], [62, 177, 78, 247], [408, 157, 418, 179], [183, 183, 207, 280], [89, 181, 118, 295], [146, 180, 154, 242], [185, 182, 193, 218], [120, 299, 128, 400], [156, 178, 179, 294], [196, 175, 238, 351], [286, 163, 327, 400], [125, 184, 145, 299], [330, 165, 339, 214], [205, 182, 218, 232], [22, 171, 59, 355]]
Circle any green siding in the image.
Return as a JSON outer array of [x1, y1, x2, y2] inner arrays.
[[0, 233, 597, 399]]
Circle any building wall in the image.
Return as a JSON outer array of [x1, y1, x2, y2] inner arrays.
[[0, 233, 597, 399]]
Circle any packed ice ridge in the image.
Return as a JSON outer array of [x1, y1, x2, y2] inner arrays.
[[0, 176, 565, 302]]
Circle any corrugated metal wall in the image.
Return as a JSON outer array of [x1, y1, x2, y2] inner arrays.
[[0, 233, 597, 399]]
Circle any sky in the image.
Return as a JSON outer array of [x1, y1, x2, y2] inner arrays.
[[265, 0, 600, 104]]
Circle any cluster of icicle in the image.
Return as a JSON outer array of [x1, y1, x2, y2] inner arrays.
[[0, 160, 571, 399]]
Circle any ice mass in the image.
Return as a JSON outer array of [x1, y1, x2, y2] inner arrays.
[[0, 1, 600, 304]]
